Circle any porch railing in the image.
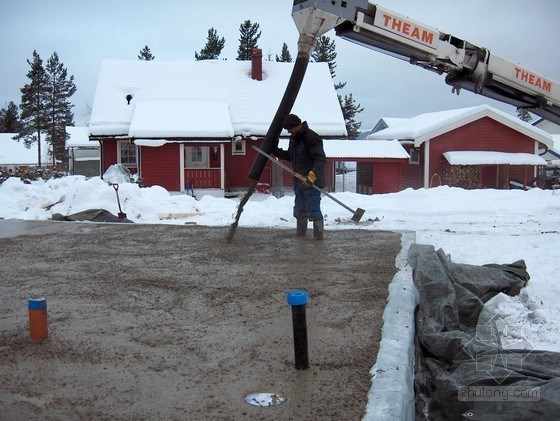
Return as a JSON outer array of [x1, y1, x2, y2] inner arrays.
[[184, 168, 221, 189]]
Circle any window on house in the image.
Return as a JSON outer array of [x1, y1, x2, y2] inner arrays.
[[232, 139, 246, 156], [185, 146, 209, 168], [409, 148, 420, 165], [119, 141, 137, 167]]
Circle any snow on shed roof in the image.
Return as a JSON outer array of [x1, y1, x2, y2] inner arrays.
[[278, 139, 409, 159], [367, 105, 554, 148], [89, 59, 347, 139], [66, 126, 91, 147], [443, 151, 546, 166]]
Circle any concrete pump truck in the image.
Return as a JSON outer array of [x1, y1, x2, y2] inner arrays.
[[291, 0, 560, 124]]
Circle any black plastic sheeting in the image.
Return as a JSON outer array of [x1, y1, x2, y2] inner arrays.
[[409, 244, 560, 420], [51, 209, 133, 223]]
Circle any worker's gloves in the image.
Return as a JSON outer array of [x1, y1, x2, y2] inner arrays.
[[307, 170, 317, 185]]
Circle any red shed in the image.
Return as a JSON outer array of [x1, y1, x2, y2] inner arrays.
[[367, 105, 553, 190], [275, 138, 409, 195]]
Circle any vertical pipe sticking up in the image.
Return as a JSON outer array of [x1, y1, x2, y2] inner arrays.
[[287, 290, 310, 370], [28, 298, 48, 341]]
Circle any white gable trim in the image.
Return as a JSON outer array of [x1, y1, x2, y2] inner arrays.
[[413, 108, 553, 148]]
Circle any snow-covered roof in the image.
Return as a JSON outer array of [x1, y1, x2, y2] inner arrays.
[[66, 126, 91, 147], [380, 117, 408, 127], [0, 133, 51, 166], [129, 99, 234, 138], [278, 139, 409, 159], [443, 151, 547, 166], [89, 59, 347, 139], [367, 105, 554, 148]]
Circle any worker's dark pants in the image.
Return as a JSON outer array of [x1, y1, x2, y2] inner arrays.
[[293, 185, 323, 220]]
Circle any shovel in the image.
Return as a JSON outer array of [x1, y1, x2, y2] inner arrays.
[[252, 146, 365, 223], [112, 184, 127, 219]]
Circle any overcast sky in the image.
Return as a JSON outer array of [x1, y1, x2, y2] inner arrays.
[[1, 0, 559, 131]]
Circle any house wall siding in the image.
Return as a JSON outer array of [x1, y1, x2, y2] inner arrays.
[[401, 145, 424, 189], [101, 140, 118, 174], [355, 159, 407, 194], [140, 144, 181, 191], [224, 140, 273, 191], [373, 162, 402, 194]]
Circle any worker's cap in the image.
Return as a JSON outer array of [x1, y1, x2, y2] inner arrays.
[[283, 114, 302, 130]]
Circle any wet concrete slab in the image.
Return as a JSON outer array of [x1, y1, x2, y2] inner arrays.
[[0, 220, 401, 420]]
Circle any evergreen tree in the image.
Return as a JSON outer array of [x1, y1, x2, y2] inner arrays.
[[312, 36, 337, 77], [516, 107, 533, 123], [45, 52, 77, 166], [275, 43, 292, 62], [138, 45, 155, 61], [338, 93, 364, 139], [0, 101, 22, 133], [312, 35, 363, 137], [195, 28, 225, 60], [312, 36, 346, 89], [16, 50, 49, 167], [236, 20, 261, 60]]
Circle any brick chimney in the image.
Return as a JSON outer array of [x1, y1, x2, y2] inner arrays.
[[251, 48, 262, 81]]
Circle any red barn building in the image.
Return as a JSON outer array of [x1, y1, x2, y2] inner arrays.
[[367, 105, 553, 190]]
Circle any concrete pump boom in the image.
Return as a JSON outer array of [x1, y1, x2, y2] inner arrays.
[[292, 0, 560, 125]]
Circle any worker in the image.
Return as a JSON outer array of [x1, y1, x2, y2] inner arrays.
[[274, 114, 326, 240]]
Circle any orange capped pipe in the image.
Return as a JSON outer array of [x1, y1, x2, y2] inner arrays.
[[28, 298, 48, 341]]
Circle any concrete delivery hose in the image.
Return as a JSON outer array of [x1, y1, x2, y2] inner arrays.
[[226, 35, 317, 242]]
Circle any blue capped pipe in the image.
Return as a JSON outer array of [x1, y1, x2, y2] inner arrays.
[[287, 290, 309, 370]]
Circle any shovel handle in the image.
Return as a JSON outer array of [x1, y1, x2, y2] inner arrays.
[[252, 145, 364, 221]]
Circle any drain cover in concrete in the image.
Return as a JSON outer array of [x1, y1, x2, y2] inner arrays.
[[245, 392, 287, 407]]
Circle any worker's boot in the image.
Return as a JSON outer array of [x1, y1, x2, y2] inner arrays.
[[313, 219, 324, 240], [296, 218, 308, 237]]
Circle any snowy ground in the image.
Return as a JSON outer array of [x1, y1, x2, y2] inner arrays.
[[1, 173, 559, 352]]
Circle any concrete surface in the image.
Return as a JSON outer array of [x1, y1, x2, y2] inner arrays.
[[0, 220, 401, 420]]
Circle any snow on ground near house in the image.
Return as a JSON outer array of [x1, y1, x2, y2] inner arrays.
[[1, 175, 559, 352]]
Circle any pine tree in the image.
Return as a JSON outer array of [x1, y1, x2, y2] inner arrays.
[[45, 52, 77, 166], [275, 43, 292, 62], [312, 36, 338, 78], [195, 28, 225, 60], [138, 45, 155, 61], [312, 36, 346, 89], [312, 36, 363, 137], [517, 107, 533, 123], [16, 50, 49, 167], [0, 101, 22, 133], [236, 20, 261, 60], [338, 93, 364, 139]]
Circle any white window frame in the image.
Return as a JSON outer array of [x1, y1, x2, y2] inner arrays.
[[232, 139, 246, 156], [185, 146, 210, 169], [118, 141, 137, 168]]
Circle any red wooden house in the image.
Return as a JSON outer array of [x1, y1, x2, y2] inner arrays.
[[88, 50, 348, 194], [367, 105, 554, 190]]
